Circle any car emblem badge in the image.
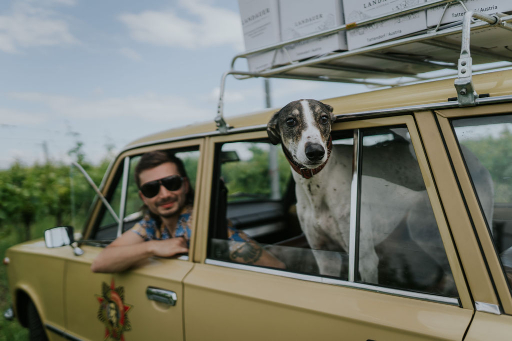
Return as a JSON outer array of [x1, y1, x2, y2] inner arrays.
[[96, 279, 133, 341]]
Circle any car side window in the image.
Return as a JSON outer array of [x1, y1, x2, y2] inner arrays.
[[91, 148, 200, 241], [452, 114, 512, 290], [358, 127, 456, 296], [208, 140, 309, 271], [208, 127, 457, 299]]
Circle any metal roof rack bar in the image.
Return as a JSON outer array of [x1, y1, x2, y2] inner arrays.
[[214, 5, 512, 131], [232, 17, 509, 79]]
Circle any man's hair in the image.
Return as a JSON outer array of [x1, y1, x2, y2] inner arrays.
[[134, 150, 194, 205]]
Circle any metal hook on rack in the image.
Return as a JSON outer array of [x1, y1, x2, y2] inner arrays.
[[454, 11, 477, 106], [215, 71, 232, 134], [454, 10, 512, 106]]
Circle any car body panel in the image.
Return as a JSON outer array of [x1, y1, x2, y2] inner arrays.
[[6, 240, 69, 340], [64, 246, 193, 341], [184, 263, 472, 341], [465, 312, 512, 341]]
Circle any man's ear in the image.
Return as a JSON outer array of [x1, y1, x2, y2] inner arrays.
[[139, 190, 147, 205], [267, 111, 281, 145]]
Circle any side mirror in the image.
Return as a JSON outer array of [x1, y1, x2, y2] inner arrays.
[[45, 226, 73, 248], [44, 226, 84, 256]]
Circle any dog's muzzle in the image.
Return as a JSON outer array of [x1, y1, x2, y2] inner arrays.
[[305, 142, 325, 162], [282, 136, 333, 179]]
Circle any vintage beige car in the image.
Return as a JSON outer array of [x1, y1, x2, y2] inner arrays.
[[5, 7, 512, 339], [4, 66, 512, 340]]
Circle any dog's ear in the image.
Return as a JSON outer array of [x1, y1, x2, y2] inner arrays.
[[320, 102, 336, 123], [267, 111, 281, 145]]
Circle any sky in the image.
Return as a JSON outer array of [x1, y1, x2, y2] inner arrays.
[[0, 0, 371, 169]]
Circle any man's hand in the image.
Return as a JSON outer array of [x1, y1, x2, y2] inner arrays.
[[149, 237, 189, 258]]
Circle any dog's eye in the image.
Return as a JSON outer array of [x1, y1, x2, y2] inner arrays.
[[320, 115, 329, 124], [286, 118, 297, 127]]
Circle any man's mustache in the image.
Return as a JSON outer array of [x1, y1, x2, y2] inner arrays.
[[156, 197, 176, 206]]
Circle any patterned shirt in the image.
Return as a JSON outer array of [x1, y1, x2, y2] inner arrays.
[[130, 205, 250, 247], [131, 205, 193, 245]]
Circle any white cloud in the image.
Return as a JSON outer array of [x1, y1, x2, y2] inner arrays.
[[119, 47, 142, 61], [207, 86, 254, 104], [271, 80, 323, 99], [119, 0, 243, 50], [0, 0, 77, 53], [8, 92, 211, 123], [0, 108, 48, 125]]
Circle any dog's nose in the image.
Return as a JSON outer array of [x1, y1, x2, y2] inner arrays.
[[305, 143, 325, 162]]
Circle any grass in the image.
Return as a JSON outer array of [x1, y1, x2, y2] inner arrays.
[[0, 216, 64, 341]]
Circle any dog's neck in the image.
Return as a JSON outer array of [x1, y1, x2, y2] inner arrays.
[[282, 136, 333, 179]]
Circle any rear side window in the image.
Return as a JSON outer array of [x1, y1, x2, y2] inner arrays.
[[452, 114, 512, 290], [208, 126, 457, 300], [357, 127, 455, 296]]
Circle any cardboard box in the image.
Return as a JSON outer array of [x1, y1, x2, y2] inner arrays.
[[343, 0, 427, 50], [238, 0, 281, 72], [427, 0, 512, 27], [278, 0, 347, 64]]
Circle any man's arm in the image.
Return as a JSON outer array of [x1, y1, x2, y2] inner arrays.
[[227, 227, 286, 269], [90, 231, 188, 273]]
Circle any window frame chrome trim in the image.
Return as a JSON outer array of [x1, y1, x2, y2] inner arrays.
[[475, 302, 501, 315], [348, 129, 361, 282], [116, 157, 130, 238], [205, 259, 460, 306]]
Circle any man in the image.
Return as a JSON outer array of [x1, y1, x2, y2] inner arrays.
[[91, 150, 284, 273]]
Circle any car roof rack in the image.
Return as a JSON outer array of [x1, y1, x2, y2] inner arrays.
[[215, 0, 512, 133]]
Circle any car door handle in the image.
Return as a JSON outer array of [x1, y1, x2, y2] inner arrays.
[[146, 287, 177, 306]]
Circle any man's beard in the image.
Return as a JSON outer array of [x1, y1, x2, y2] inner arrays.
[[157, 198, 182, 218]]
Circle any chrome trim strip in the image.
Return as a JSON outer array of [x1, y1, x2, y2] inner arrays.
[[205, 259, 460, 305], [205, 259, 322, 282], [349, 130, 361, 282], [117, 157, 130, 238], [119, 94, 512, 154], [475, 302, 501, 315], [46, 323, 83, 341]]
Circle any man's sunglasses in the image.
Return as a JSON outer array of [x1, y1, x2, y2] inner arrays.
[[140, 175, 184, 198]]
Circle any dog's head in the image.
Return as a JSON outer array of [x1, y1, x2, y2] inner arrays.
[[267, 99, 335, 168]]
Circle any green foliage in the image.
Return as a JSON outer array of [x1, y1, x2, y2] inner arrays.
[[221, 143, 291, 202], [0, 149, 114, 340], [462, 127, 512, 203]]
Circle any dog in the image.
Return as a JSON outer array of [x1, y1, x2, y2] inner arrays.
[[267, 99, 494, 289]]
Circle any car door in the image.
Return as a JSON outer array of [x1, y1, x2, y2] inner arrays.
[[428, 103, 512, 340], [63, 140, 204, 341], [184, 115, 475, 340]]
